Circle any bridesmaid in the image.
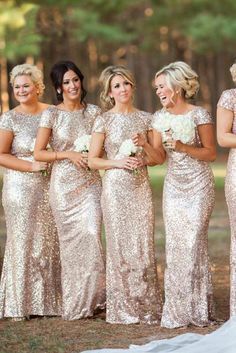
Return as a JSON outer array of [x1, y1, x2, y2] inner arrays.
[[88, 65, 164, 324], [34, 60, 106, 320], [0, 63, 61, 320], [153, 61, 216, 328], [217, 61, 236, 317]]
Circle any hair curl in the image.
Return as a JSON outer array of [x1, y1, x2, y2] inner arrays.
[[230, 62, 236, 83], [155, 61, 199, 99], [10, 63, 45, 97], [99, 65, 135, 110]]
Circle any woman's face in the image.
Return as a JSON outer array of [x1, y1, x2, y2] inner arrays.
[[109, 75, 133, 105], [61, 70, 81, 102], [13, 75, 38, 104], [155, 74, 176, 108]]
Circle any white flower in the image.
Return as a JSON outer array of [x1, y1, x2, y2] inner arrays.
[[118, 139, 141, 156], [74, 134, 91, 152], [152, 111, 172, 132], [153, 111, 196, 144], [170, 116, 196, 143]]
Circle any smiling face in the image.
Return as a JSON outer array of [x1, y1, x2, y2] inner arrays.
[[155, 73, 177, 108], [109, 74, 133, 106], [61, 70, 81, 102], [13, 75, 38, 104]]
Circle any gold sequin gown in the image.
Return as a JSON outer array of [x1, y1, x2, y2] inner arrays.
[[0, 110, 61, 318], [39, 104, 106, 320], [153, 107, 215, 328], [218, 89, 236, 317], [93, 110, 162, 324]]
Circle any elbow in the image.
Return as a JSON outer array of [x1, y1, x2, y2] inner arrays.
[[217, 137, 228, 148], [207, 149, 217, 162], [34, 150, 42, 161]]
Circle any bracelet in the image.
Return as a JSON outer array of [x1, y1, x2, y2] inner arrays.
[[55, 151, 57, 161]]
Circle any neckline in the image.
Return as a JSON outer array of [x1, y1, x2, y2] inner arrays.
[[163, 106, 198, 117], [12, 109, 42, 117], [55, 103, 86, 113]]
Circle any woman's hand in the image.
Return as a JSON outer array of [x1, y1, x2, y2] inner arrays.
[[115, 157, 139, 170], [66, 151, 88, 168], [31, 161, 48, 172], [132, 133, 147, 147], [163, 138, 186, 152]]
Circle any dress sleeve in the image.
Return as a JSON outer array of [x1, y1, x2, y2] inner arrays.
[[217, 90, 234, 111], [92, 115, 106, 133], [0, 112, 14, 131], [39, 107, 56, 128], [194, 107, 213, 126]]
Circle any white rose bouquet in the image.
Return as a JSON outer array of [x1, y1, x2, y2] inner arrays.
[[118, 139, 142, 174], [73, 134, 91, 153], [30, 138, 50, 176], [152, 111, 196, 144]]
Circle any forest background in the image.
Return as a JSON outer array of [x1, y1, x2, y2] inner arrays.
[[0, 0, 236, 116]]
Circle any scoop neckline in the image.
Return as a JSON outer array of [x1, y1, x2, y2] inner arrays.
[[53, 104, 86, 113], [163, 106, 199, 116]]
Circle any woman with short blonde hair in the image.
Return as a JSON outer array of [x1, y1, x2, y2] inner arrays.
[[0, 63, 61, 320]]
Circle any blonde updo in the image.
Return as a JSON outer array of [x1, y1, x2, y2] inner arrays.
[[155, 61, 199, 99], [10, 63, 45, 97], [99, 65, 135, 110], [230, 62, 236, 83]]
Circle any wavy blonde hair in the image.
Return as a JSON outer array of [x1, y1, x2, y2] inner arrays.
[[99, 65, 135, 110], [155, 61, 199, 99], [10, 63, 45, 97], [230, 62, 236, 83]]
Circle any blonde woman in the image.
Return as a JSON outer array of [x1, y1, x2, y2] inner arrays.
[[153, 61, 216, 328], [88, 65, 164, 324], [217, 61, 236, 317], [0, 64, 61, 320], [34, 61, 106, 320]]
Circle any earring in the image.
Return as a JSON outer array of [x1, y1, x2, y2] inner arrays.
[[57, 89, 61, 94]]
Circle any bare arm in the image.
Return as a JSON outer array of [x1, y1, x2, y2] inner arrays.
[[170, 124, 216, 162], [0, 129, 47, 172], [88, 132, 139, 170], [217, 106, 236, 147], [34, 127, 88, 168]]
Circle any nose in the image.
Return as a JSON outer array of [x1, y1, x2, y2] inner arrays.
[[69, 80, 76, 88], [19, 86, 25, 93]]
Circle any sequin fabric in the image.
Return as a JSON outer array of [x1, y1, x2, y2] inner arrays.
[[0, 109, 62, 318], [153, 107, 215, 328], [39, 104, 106, 320], [93, 110, 162, 324], [218, 89, 236, 317]]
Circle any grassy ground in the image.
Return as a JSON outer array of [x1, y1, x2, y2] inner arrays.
[[0, 162, 231, 353]]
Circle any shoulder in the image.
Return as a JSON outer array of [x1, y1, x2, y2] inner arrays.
[[0, 109, 16, 131], [217, 89, 236, 110], [85, 103, 102, 116], [192, 106, 213, 125]]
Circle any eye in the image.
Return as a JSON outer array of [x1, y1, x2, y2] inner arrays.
[[14, 85, 20, 89], [63, 80, 69, 85], [124, 81, 131, 86], [114, 84, 120, 88], [74, 78, 79, 82]]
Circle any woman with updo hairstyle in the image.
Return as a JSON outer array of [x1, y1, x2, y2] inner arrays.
[[0, 63, 61, 320], [217, 61, 236, 317], [152, 61, 216, 328], [88, 65, 164, 324], [34, 60, 106, 320]]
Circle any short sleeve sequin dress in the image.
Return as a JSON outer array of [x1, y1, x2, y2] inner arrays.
[[153, 107, 215, 328], [39, 104, 106, 320], [218, 89, 236, 316], [0, 109, 61, 318], [93, 110, 162, 324]]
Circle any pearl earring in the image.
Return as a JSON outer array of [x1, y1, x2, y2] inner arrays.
[[57, 89, 61, 94]]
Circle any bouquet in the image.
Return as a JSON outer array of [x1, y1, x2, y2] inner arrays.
[[152, 111, 196, 144], [30, 139, 50, 176], [118, 139, 142, 174], [73, 134, 91, 153]]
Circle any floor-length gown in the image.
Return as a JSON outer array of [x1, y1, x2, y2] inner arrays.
[[0, 109, 61, 318], [155, 107, 215, 328], [218, 88, 236, 317], [93, 110, 162, 324], [39, 104, 106, 320]]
